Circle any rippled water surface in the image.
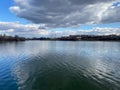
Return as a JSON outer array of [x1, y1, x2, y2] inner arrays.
[[0, 41, 120, 90]]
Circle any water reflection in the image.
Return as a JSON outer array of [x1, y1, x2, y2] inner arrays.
[[0, 41, 120, 90], [9, 41, 120, 90]]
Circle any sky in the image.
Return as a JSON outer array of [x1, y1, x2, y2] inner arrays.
[[0, 0, 120, 37]]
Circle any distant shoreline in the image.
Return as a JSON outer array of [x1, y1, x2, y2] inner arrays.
[[0, 34, 120, 42], [0, 34, 25, 42], [28, 35, 120, 41]]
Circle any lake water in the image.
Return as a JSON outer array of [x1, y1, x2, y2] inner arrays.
[[0, 41, 120, 90]]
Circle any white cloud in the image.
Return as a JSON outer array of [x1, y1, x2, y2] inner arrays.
[[0, 22, 45, 37], [10, 6, 21, 15], [50, 27, 120, 37], [0, 21, 119, 37]]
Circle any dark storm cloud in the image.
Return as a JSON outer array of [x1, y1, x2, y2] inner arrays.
[[101, 7, 120, 23], [10, 0, 119, 29]]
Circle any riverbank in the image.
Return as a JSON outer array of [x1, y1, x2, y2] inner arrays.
[[28, 35, 120, 41], [0, 35, 26, 41], [0, 34, 120, 41]]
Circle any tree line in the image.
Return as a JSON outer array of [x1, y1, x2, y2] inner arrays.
[[0, 34, 26, 41]]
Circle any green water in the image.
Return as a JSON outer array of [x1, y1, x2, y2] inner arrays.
[[0, 41, 120, 90]]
